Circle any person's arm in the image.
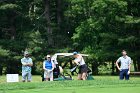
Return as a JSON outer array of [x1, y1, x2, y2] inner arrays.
[[28, 63, 33, 66], [74, 57, 81, 65], [43, 61, 47, 71], [59, 66, 63, 73], [27, 58, 33, 67], [128, 64, 131, 74], [116, 58, 121, 71], [21, 59, 28, 66]]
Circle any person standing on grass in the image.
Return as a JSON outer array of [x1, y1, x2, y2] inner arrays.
[[43, 55, 54, 81], [116, 50, 131, 80], [73, 52, 88, 80], [21, 51, 33, 82]]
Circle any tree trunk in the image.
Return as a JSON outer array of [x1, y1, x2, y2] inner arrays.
[[133, 60, 138, 71], [111, 61, 115, 75], [55, 0, 63, 47], [9, 14, 16, 40], [91, 62, 98, 75], [44, 0, 53, 47], [0, 65, 2, 75], [137, 58, 140, 71], [10, 25, 16, 40], [56, 0, 62, 26]]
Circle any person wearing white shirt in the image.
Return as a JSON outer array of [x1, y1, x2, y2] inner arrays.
[[73, 52, 88, 80], [116, 50, 131, 80]]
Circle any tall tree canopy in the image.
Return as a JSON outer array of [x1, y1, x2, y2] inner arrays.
[[0, 0, 139, 74]]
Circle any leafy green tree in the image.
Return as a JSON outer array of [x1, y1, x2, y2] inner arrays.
[[72, 0, 140, 74]]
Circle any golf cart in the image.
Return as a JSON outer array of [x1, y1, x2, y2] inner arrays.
[[50, 53, 94, 81]]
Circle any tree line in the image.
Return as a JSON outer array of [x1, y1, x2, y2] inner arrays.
[[0, 0, 139, 75]]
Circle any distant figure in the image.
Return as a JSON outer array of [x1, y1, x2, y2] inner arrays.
[[43, 55, 54, 81], [116, 50, 131, 80], [73, 52, 88, 80], [21, 51, 33, 82]]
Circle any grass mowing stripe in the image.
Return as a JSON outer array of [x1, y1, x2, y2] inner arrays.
[[0, 80, 140, 91], [0, 76, 140, 91], [3, 86, 140, 93]]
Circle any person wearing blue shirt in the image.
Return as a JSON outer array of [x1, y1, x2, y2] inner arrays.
[[21, 51, 33, 82], [43, 55, 54, 81]]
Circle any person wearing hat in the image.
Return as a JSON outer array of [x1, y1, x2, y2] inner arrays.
[[116, 50, 132, 80], [21, 51, 33, 82], [73, 52, 88, 80], [43, 55, 54, 81]]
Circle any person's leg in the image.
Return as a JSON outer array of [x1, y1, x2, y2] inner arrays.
[[78, 66, 82, 80], [27, 72, 32, 82], [45, 70, 49, 81], [119, 70, 124, 80], [44, 71, 46, 81], [50, 71, 53, 81], [81, 64, 88, 80], [78, 74, 82, 80], [125, 69, 129, 80], [82, 72, 87, 80], [22, 72, 27, 82]]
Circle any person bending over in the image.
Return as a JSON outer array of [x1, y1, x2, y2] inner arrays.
[[73, 52, 88, 80]]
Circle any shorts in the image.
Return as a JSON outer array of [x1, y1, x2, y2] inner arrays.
[[44, 70, 53, 78], [120, 69, 129, 80], [78, 64, 88, 74], [22, 72, 32, 81]]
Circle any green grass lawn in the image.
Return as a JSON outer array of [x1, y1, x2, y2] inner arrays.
[[0, 76, 140, 93]]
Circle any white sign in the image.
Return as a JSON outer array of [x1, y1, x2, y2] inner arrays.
[[6, 74, 19, 82]]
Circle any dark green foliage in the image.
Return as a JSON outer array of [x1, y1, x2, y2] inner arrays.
[[0, 0, 139, 75]]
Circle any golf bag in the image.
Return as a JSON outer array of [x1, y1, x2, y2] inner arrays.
[[53, 65, 73, 81], [53, 64, 60, 78]]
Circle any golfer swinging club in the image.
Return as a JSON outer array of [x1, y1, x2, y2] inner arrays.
[[73, 52, 88, 80], [116, 50, 131, 80]]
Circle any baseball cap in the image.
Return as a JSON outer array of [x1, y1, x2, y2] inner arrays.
[[24, 51, 29, 56], [73, 52, 78, 55], [47, 55, 51, 58]]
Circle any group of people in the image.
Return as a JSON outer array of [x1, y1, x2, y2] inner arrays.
[[21, 52, 54, 82], [21, 50, 131, 82]]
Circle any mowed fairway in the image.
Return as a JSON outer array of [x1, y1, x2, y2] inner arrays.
[[0, 76, 140, 93]]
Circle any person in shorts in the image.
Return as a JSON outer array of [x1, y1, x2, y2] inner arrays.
[[21, 51, 33, 82], [116, 50, 131, 80], [43, 55, 54, 81], [73, 52, 88, 80]]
